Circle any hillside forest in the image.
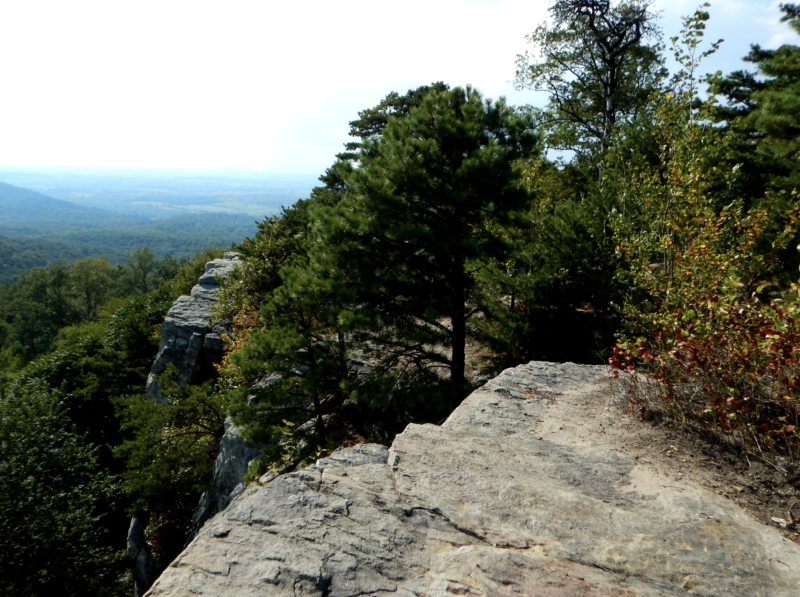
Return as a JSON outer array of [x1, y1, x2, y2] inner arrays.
[[0, 181, 259, 284], [1, 2, 799, 595]]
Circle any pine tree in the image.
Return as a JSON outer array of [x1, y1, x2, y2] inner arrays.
[[337, 82, 450, 162], [312, 86, 537, 388], [744, 4, 800, 191], [706, 4, 800, 279], [710, 5, 799, 188], [228, 265, 352, 467]]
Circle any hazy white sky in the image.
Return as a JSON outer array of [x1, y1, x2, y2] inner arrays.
[[0, 0, 796, 175]]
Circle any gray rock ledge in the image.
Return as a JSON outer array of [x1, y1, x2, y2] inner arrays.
[[145, 362, 800, 597], [145, 253, 240, 401]]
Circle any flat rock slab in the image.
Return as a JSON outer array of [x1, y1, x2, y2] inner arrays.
[[145, 362, 800, 596]]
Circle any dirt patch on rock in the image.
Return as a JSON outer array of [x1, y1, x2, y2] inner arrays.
[[534, 371, 800, 545]]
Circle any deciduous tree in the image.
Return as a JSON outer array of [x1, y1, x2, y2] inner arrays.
[[69, 256, 116, 321], [0, 381, 123, 596], [515, 0, 665, 159]]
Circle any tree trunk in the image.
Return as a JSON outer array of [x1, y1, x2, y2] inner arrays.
[[450, 272, 466, 387], [313, 395, 325, 445]]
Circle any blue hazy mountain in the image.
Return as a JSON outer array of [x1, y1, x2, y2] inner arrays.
[[0, 168, 318, 219], [0, 181, 150, 234], [0, 181, 261, 283]]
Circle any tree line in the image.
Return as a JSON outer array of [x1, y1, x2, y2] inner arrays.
[[0, 210, 256, 284], [0, 247, 214, 370]]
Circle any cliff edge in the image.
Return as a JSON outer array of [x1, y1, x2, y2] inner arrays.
[[145, 362, 800, 596], [145, 251, 241, 402], [128, 251, 245, 596]]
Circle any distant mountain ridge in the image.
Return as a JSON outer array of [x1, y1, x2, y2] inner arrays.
[[0, 181, 95, 213], [0, 182, 258, 283], [0, 169, 316, 218], [0, 181, 149, 234]]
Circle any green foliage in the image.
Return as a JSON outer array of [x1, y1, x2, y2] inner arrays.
[[337, 82, 450, 161], [0, 245, 219, 591], [215, 216, 302, 320], [69, 257, 117, 321], [0, 234, 93, 285], [476, 170, 621, 364], [225, 86, 539, 474], [315, 85, 537, 387], [217, 84, 457, 325], [2, 263, 80, 361], [741, 4, 800, 192], [120, 247, 160, 295], [0, 246, 216, 371], [14, 287, 168, 434], [0, 381, 126, 597], [0, 230, 247, 587], [610, 187, 800, 459], [0, 212, 253, 285], [515, 0, 665, 159], [612, 287, 800, 463], [115, 367, 227, 561], [4, 285, 174, 484], [705, 4, 800, 280], [0, 284, 176, 594], [103, 287, 176, 357], [12, 336, 124, 457], [227, 266, 353, 472], [160, 246, 226, 298], [609, 6, 800, 465]]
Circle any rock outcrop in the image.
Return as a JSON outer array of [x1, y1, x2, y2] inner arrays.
[[145, 362, 800, 596], [191, 417, 264, 534], [145, 252, 240, 402], [128, 252, 243, 596]]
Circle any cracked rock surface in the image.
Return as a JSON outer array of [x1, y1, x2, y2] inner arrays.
[[145, 362, 800, 596]]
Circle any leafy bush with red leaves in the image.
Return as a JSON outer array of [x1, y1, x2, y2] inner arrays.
[[611, 290, 800, 463], [608, 9, 800, 465]]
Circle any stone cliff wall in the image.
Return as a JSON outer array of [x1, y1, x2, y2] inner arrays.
[[145, 362, 800, 597], [190, 417, 264, 535], [145, 252, 240, 401], [128, 252, 257, 597]]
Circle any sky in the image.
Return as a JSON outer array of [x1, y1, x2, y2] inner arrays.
[[0, 0, 797, 176]]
